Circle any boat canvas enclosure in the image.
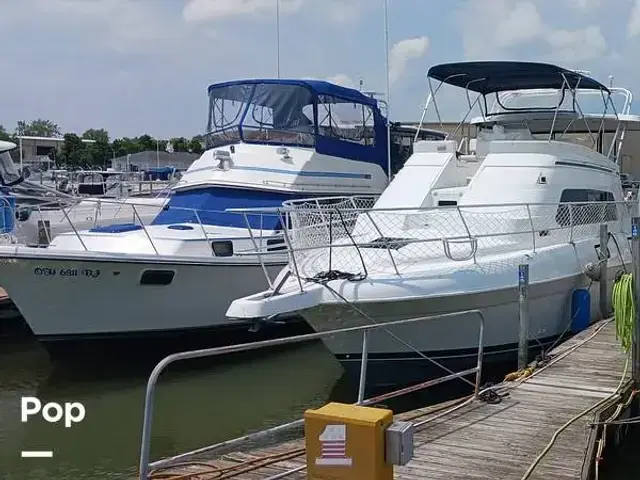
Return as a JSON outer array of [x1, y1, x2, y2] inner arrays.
[[205, 79, 389, 171]]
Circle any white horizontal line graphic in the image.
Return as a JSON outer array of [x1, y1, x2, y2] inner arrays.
[[21, 451, 53, 458]]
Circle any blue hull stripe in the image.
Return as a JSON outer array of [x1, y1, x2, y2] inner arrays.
[[232, 165, 371, 179], [183, 165, 371, 179]]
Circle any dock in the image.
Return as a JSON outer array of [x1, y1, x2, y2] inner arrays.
[[144, 318, 634, 480]]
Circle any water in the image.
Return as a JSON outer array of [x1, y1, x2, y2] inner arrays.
[[1, 329, 638, 479]]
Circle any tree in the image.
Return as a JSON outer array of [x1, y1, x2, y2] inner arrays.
[[189, 135, 205, 155], [170, 136, 190, 152], [136, 134, 156, 152], [60, 133, 86, 166], [16, 119, 61, 137], [112, 137, 142, 157], [0, 125, 10, 141], [82, 129, 112, 166], [82, 128, 109, 143]]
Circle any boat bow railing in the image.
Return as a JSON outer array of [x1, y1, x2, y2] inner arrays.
[[0, 196, 284, 261]]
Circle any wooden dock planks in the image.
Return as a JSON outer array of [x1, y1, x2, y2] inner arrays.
[[150, 318, 632, 480]]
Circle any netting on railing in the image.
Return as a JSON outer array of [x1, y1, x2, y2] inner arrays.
[[280, 199, 637, 279], [284, 195, 377, 249]]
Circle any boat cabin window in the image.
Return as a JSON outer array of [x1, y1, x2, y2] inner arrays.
[[207, 83, 317, 148], [315, 95, 375, 146], [555, 189, 617, 227]]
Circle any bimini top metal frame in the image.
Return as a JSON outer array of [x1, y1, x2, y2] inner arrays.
[[414, 61, 636, 164]]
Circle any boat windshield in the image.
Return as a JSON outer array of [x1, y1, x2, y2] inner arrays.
[[489, 88, 631, 118], [205, 81, 376, 149]]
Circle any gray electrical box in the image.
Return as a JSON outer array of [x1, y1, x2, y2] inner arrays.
[[385, 420, 414, 466]]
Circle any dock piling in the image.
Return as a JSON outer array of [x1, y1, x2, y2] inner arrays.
[[518, 263, 530, 370], [599, 223, 609, 318]]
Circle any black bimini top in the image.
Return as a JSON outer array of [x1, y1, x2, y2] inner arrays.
[[427, 61, 610, 95]]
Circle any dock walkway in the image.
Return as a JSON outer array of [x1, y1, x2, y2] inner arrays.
[[148, 318, 633, 480]]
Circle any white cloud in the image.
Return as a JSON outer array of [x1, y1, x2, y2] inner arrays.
[[492, 1, 545, 47], [630, 0, 640, 38], [547, 25, 607, 62], [457, 0, 546, 59], [182, 0, 364, 23], [456, 0, 609, 62], [183, 0, 303, 22], [568, 0, 602, 9], [389, 37, 429, 85], [326, 74, 357, 88], [19, 0, 192, 52]]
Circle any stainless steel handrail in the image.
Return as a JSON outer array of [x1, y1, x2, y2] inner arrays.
[[137, 309, 485, 479], [235, 207, 627, 259], [4, 195, 283, 255], [229, 199, 637, 215]]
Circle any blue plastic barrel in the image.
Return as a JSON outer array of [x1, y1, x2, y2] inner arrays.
[[571, 288, 591, 333], [0, 187, 16, 234]]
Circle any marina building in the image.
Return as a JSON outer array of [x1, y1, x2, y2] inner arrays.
[[13, 135, 96, 168]]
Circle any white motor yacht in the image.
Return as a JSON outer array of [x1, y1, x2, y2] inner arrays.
[[227, 62, 640, 387], [0, 79, 442, 359]]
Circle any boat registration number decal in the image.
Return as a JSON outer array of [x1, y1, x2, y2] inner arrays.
[[33, 267, 101, 279]]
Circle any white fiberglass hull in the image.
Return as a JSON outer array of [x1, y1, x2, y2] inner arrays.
[[302, 270, 615, 386], [228, 234, 630, 387], [0, 250, 286, 341]]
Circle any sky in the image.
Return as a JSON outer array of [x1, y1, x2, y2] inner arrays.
[[1, 0, 639, 139]]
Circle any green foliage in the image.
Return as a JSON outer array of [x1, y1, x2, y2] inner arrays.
[[0, 125, 10, 141], [189, 135, 205, 155], [137, 134, 156, 151], [169, 137, 190, 152], [60, 133, 87, 166], [82, 129, 112, 166], [82, 128, 110, 143], [16, 119, 61, 137]]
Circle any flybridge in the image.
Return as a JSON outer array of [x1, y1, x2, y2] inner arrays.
[[414, 61, 638, 164]]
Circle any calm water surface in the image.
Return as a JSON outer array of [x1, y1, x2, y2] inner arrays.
[[0, 325, 637, 479]]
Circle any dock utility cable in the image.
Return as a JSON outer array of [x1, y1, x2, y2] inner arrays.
[[612, 271, 634, 352]]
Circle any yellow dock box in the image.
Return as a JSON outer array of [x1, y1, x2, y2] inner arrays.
[[304, 402, 393, 480]]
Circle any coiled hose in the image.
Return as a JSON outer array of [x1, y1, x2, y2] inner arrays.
[[612, 272, 635, 352]]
